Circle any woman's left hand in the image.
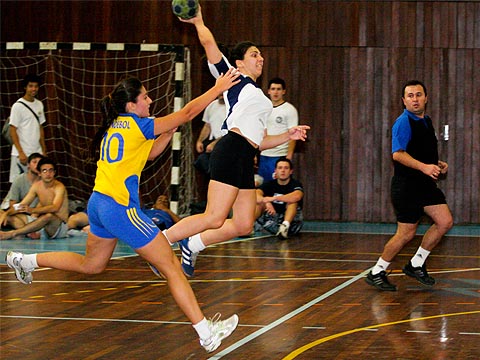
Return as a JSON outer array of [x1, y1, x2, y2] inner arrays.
[[288, 125, 310, 141]]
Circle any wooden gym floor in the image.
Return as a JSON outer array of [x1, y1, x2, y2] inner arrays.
[[1, 224, 479, 359]]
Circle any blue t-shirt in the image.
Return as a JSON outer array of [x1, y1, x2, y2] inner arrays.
[[391, 109, 429, 153], [142, 208, 174, 230]]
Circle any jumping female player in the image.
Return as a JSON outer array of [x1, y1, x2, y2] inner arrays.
[[160, 5, 310, 277]]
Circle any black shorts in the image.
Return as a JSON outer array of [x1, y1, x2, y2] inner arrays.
[[209, 131, 257, 189], [391, 176, 447, 224]]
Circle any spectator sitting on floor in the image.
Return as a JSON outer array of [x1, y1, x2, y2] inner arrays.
[[0, 153, 44, 239], [0, 157, 69, 240], [254, 157, 304, 239], [143, 194, 181, 230]]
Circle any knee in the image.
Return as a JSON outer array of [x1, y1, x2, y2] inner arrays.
[[438, 216, 454, 233], [82, 262, 106, 275], [236, 220, 255, 236], [203, 214, 226, 229]]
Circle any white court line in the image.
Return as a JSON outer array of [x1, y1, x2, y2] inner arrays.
[[0, 314, 191, 325], [207, 269, 371, 359]]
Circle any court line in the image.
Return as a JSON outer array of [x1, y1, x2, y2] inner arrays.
[[207, 269, 371, 359], [0, 314, 192, 325], [282, 310, 480, 359]]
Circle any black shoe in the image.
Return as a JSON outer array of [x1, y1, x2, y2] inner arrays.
[[402, 261, 435, 286], [365, 270, 397, 291]]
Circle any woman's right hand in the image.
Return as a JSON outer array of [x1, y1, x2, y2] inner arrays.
[[178, 4, 203, 24]]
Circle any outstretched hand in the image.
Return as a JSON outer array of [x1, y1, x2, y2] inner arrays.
[[288, 125, 310, 141], [215, 68, 241, 92]]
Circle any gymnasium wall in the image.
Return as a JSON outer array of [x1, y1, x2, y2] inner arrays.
[[1, 0, 479, 224]]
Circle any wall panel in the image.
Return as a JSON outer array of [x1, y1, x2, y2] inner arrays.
[[1, 1, 478, 224]]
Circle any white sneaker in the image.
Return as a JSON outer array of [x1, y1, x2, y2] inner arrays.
[[200, 313, 239, 353], [5, 251, 34, 284], [276, 223, 289, 239]]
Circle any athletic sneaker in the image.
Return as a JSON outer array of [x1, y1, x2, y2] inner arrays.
[[179, 238, 198, 278], [5, 251, 34, 285], [200, 313, 239, 353], [365, 270, 397, 291], [276, 223, 289, 240], [403, 261, 436, 286]]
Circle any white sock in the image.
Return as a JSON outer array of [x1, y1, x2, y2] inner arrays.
[[282, 220, 290, 227], [371, 257, 390, 275], [188, 233, 206, 253], [410, 246, 430, 267], [192, 317, 211, 340], [162, 230, 173, 246], [21, 254, 38, 269]]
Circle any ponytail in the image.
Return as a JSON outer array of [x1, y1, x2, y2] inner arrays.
[[88, 77, 143, 161]]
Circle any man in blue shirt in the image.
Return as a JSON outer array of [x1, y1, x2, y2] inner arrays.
[[366, 80, 453, 291]]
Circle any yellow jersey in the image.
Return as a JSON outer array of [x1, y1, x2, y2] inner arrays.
[[93, 113, 155, 207]]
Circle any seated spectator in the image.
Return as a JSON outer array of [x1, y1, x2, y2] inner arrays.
[[0, 157, 69, 240], [143, 194, 181, 230], [254, 157, 304, 239], [0, 153, 44, 238]]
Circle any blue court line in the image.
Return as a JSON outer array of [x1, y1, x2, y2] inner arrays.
[[207, 269, 371, 359]]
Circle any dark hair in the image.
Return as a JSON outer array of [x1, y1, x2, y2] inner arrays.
[[268, 77, 286, 89], [229, 41, 257, 66], [401, 80, 427, 98], [37, 157, 56, 172], [275, 157, 293, 169], [90, 76, 143, 160], [28, 152, 44, 163], [22, 74, 41, 88], [401, 80, 427, 109]]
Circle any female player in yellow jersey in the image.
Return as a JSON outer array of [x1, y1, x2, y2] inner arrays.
[[6, 70, 242, 353]]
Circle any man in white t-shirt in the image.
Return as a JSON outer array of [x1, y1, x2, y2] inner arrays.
[[258, 78, 299, 182], [9, 74, 47, 183], [194, 94, 226, 177]]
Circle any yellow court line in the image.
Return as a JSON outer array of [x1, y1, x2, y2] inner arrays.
[[282, 310, 480, 359]]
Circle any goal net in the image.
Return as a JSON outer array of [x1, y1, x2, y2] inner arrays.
[[0, 43, 196, 215]]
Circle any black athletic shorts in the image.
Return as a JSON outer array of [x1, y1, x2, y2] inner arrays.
[[391, 175, 447, 223], [209, 131, 257, 189]]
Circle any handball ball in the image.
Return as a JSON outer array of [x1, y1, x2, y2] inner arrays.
[[172, 0, 199, 20]]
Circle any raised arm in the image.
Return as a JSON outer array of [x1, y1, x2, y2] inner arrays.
[[179, 6, 222, 64], [153, 68, 239, 135]]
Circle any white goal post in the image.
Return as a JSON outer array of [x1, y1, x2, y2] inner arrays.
[[0, 42, 196, 215]]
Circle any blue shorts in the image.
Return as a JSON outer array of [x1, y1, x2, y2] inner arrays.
[[87, 191, 160, 249]]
